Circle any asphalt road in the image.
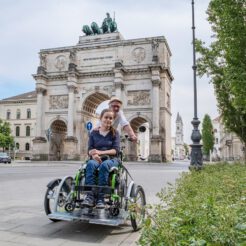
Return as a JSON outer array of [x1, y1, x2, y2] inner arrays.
[[0, 161, 189, 246]]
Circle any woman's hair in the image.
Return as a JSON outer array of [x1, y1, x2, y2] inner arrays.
[[100, 108, 115, 137]]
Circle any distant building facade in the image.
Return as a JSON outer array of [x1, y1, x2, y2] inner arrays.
[[0, 91, 37, 160], [212, 116, 221, 160], [212, 116, 245, 161]]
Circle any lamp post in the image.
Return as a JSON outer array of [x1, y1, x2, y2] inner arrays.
[[190, 0, 203, 169]]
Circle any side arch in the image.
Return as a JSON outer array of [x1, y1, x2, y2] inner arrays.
[[127, 114, 153, 132]]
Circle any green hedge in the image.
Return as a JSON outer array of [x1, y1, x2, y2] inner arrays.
[[139, 163, 246, 246]]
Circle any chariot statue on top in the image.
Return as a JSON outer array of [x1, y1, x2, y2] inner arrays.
[[82, 12, 118, 36]]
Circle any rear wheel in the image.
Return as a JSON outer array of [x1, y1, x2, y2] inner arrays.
[[130, 185, 146, 231]]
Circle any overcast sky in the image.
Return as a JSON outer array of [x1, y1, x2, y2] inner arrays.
[[0, 0, 218, 143]]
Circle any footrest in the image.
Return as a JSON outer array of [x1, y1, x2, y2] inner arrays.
[[75, 185, 112, 194]]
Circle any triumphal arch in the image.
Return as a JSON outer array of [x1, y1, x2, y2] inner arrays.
[[32, 16, 173, 162]]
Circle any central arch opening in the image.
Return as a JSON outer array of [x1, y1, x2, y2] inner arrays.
[[80, 92, 110, 159], [83, 92, 109, 116]]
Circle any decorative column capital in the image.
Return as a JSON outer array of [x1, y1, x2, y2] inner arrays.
[[115, 82, 124, 90], [36, 87, 46, 94], [152, 79, 161, 87], [67, 80, 77, 92]]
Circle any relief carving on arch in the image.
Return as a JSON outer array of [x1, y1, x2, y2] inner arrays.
[[132, 47, 146, 63], [49, 95, 68, 109], [55, 55, 67, 71], [127, 90, 151, 106]]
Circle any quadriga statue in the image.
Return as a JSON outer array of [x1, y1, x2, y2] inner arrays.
[[82, 13, 118, 36], [82, 25, 93, 35], [91, 22, 102, 35]]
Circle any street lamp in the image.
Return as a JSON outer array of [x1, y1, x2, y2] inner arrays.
[[190, 0, 203, 169]]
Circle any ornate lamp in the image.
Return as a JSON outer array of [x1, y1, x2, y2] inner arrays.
[[190, 0, 203, 169]]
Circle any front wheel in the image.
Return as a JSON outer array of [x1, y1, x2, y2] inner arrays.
[[130, 185, 146, 231], [44, 179, 61, 222], [44, 177, 74, 222]]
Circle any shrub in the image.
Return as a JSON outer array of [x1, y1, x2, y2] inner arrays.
[[139, 163, 246, 246]]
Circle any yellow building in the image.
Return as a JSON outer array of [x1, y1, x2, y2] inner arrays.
[[0, 91, 37, 160]]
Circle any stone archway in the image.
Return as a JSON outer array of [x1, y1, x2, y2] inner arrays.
[[50, 120, 67, 160], [126, 116, 150, 161], [80, 91, 110, 159]]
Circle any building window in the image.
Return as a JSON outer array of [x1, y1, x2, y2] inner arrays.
[[6, 110, 11, 120], [25, 143, 30, 151], [16, 142, 20, 149], [27, 109, 31, 119], [16, 126, 20, 137], [26, 126, 30, 136], [16, 109, 21, 119]]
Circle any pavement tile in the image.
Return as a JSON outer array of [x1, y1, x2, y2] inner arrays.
[[9, 234, 65, 246], [0, 222, 20, 231], [9, 223, 62, 236], [0, 231, 21, 241]]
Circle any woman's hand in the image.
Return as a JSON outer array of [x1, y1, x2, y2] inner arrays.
[[89, 149, 101, 156], [92, 154, 102, 163]]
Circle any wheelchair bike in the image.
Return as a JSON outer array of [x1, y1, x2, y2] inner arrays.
[[44, 146, 146, 231]]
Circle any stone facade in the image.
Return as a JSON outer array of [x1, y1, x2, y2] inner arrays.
[[32, 32, 173, 162], [0, 91, 37, 160], [218, 117, 244, 161], [212, 116, 221, 160]]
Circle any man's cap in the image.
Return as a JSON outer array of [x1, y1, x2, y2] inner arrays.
[[108, 97, 123, 105]]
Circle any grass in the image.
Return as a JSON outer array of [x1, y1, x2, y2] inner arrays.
[[139, 163, 246, 246]]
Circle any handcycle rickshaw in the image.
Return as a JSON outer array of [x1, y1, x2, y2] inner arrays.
[[44, 139, 146, 231]]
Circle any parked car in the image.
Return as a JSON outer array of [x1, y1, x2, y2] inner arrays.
[[0, 152, 11, 164]]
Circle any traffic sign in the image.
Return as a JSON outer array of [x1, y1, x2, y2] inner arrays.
[[45, 128, 52, 142], [86, 122, 93, 131]]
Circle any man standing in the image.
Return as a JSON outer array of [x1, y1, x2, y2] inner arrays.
[[109, 97, 137, 141], [96, 97, 137, 141]]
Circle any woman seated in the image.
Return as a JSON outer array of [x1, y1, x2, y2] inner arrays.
[[82, 108, 120, 209]]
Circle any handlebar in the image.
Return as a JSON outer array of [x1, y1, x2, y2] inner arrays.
[[124, 135, 134, 142]]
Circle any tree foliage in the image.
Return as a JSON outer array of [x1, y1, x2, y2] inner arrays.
[[0, 119, 14, 151], [196, 0, 246, 146], [202, 114, 214, 155], [183, 143, 189, 156]]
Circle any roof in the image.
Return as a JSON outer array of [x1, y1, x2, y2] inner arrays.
[[1, 91, 37, 101]]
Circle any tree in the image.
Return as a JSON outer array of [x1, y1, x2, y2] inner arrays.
[[202, 114, 214, 156], [0, 119, 14, 151], [196, 0, 246, 153], [183, 143, 189, 156]]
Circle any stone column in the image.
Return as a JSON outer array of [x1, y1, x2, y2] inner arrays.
[[32, 87, 47, 160], [35, 87, 46, 139], [67, 85, 76, 138], [149, 67, 163, 162], [114, 62, 124, 99], [151, 70, 161, 136], [64, 77, 78, 160]]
